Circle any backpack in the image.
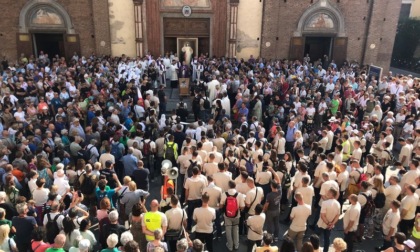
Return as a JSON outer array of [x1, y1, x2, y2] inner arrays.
[[77, 145, 94, 162], [374, 191, 386, 209], [72, 171, 85, 191], [142, 140, 151, 156], [111, 142, 122, 161], [282, 171, 292, 189], [187, 160, 197, 178], [361, 193, 375, 217], [244, 157, 254, 175], [356, 170, 368, 189], [202, 97, 211, 110], [165, 143, 175, 160], [192, 96, 201, 112], [227, 158, 238, 179], [384, 150, 397, 166], [45, 214, 61, 244], [80, 174, 95, 195], [224, 192, 239, 218]]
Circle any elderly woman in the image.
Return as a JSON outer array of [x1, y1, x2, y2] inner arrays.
[[371, 105, 383, 121], [119, 231, 134, 251], [146, 229, 168, 252], [101, 233, 119, 252]]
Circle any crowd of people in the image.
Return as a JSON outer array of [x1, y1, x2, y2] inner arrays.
[[0, 50, 419, 252]]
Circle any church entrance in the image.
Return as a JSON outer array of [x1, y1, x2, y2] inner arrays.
[[304, 36, 333, 63], [33, 33, 65, 59]]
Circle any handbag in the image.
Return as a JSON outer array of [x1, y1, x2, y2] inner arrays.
[[165, 210, 184, 241]]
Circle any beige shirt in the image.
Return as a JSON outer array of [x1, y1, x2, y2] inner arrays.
[[290, 204, 312, 232], [193, 207, 216, 233], [184, 176, 206, 200], [343, 203, 361, 232], [202, 183, 222, 208], [165, 207, 187, 230], [213, 171, 232, 192]]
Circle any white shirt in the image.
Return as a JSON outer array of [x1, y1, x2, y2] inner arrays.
[[290, 204, 312, 232], [32, 187, 50, 206], [247, 213, 266, 241], [343, 203, 361, 232], [53, 176, 70, 196], [317, 199, 341, 229], [384, 184, 402, 208], [213, 171, 232, 193], [202, 183, 222, 208], [401, 194, 419, 220], [382, 209, 400, 236], [245, 187, 264, 215], [296, 186, 315, 206], [193, 207, 216, 233]]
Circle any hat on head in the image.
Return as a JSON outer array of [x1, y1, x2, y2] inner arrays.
[[328, 117, 337, 122], [403, 239, 416, 249], [352, 130, 359, 135]]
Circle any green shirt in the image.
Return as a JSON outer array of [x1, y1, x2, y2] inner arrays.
[[46, 248, 66, 252], [331, 99, 339, 115]]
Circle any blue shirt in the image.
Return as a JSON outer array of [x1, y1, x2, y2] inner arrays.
[[121, 154, 138, 177], [285, 126, 297, 142]]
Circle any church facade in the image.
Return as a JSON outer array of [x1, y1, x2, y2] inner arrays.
[[2, 0, 401, 69]]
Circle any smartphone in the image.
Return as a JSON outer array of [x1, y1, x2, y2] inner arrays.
[[77, 191, 82, 197]]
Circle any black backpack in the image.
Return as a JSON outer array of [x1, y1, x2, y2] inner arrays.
[[72, 171, 86, 191], [374, 191, 386, 209], [165, 143, 176, 161], [77, 145, 94, 162], [80, 174, 95, 195], [227, 158, 238, 179], [192, 96, 201, 112], [361, 193, 375, 217], [187, 160, 198, 178], [45, 214, 61, 244], [202, 97, 211, 109]]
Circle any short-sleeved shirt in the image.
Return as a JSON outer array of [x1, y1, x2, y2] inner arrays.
[[245, 187, 264, 215], [265, 189, 281, 212], [290, 204, 311, 232], [317, 199, 340, 229], [193, 207, 216, 233], [165, 207, 188, 230], [95, 188, 117, 208], [343, 203, 361, 232], [12, 216, 37, 244], [382, 209, 400, 236]]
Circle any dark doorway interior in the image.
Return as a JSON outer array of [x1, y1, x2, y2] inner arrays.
[[34, 33, 65, 59], [304, 36, 332, 63]]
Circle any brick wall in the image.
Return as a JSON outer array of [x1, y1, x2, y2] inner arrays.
[[0, 0, 110, 61], [261, 0, 401, 71]]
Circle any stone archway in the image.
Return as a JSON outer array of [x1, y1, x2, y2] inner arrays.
[[19, 0, 75, 34], [294, 0, 345, 37], [290, 0, 347, 65]]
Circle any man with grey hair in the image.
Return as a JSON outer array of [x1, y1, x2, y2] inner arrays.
[[121, 147, 138, 177], [12, 202, 37, 252], [43, 202, 65, 243], [85, 138, 99, 164], [100, 210, 127, 248]]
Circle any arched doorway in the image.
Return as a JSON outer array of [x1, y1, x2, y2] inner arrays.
[[17, 0, 79, 60], [290, 0, 347, 66]]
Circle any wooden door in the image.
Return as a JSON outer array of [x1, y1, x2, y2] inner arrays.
[[289, 37, 304, 61], [332, 37, 348, 67], [198, 37, 210, 57], [164, 37, 177, 56]]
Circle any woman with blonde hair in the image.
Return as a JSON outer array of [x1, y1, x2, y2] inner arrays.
[[0, 225, 18, 252], [293, 130, 303, 162], [332, 238, 347, 252]]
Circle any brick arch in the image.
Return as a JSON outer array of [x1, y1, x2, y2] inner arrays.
[[294, 0, 345, 37], [19, 0, 75, 34]]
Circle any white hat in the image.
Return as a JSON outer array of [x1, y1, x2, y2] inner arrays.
[[328, 117, 338, 122], [403, 239, 416, 249], [352, 129, 359, 135]]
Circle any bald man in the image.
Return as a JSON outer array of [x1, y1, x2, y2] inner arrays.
[[45, 234, 66, 252], [142, 199, 168, 242]]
